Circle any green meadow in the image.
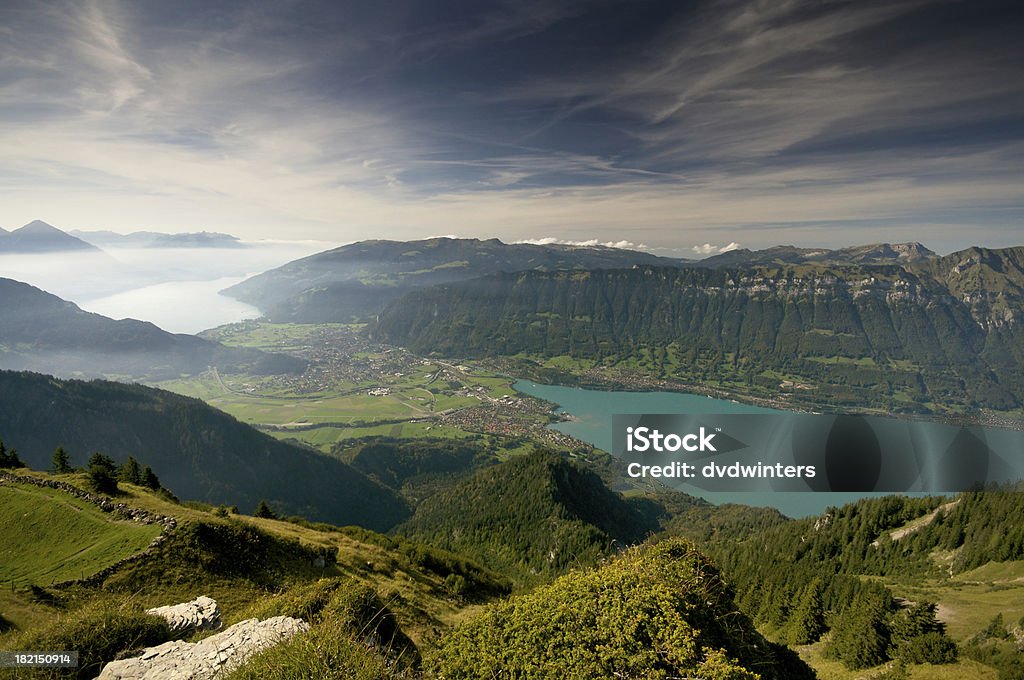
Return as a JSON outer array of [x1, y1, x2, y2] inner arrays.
[[0, 481, 161, 588]]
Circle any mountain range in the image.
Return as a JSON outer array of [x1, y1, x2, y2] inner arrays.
[[223, 238, 959, 324], [0, 219, 246, 253], [0, 220, 99, 254], [693, 242, 937, 267], [71, 230, 244, 249], [222, 236, 690, 322], [371, 245, 1024, 412]]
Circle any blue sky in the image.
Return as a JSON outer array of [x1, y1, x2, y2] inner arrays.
[[1, 0, 1022, 254]]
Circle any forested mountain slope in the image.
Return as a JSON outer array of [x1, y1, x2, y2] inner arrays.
[[223, 236, 687, 322], [373, 247, 1024, 412], [0, 371, 406, 529]]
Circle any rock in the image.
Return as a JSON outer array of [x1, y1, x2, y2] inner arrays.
[[146, 596, 221, 633], [96, 616, 309, 680]]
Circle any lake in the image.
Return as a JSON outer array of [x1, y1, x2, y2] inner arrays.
[[81, 275, 261, 335], [0, 241, 329, 335], [512, 381, 1005, 518]]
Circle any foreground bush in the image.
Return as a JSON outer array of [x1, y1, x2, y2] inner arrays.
[[230, 577, 418, 678], [425, 538, 814, 679], [223, 618, 412, 680]]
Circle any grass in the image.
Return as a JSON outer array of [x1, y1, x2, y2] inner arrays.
[[806, 355, 879, 367], [2, 597, 172, 680], [884, 572, 1024, 641], [796, 641, 998, 680], [0, 481, 161, 588], [0, 470, 505, 653]]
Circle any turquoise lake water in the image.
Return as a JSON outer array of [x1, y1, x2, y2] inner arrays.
[[512, 381, 980, 518]]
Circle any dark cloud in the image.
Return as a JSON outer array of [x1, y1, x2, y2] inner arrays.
[[0, 0, 1021, 249]]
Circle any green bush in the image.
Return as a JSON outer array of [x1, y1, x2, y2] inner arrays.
[[243, 578, 417, 664], [894, 631, 958, 665], [426, 539, 813, 679], [223, 619, 411, 680], [232, 578, 418, 678]]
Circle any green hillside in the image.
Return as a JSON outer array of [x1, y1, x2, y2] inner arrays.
[[397, 451, 658, 585], [0, 480, 161, 587], [704, 490, 1024, 678], [426, 538, 815, 679], [0, 469, 508, 678], [0, 371, 408, 529]]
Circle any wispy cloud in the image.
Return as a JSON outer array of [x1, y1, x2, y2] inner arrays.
[[515, 237, 649, 250], [0, 0, 1021, 252]]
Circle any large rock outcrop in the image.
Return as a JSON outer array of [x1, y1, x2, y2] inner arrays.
[[96, 615, 308, 680]]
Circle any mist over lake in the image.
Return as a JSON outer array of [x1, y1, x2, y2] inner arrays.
[[82, 276, 261, 334], [0, 240, 331, 334]]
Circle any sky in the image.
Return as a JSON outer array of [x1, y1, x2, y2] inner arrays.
[[1, 0, 1022, 255]]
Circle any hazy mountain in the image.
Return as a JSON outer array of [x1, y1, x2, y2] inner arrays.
[[0, 278, 304, 379], [0, 370, 407, 529], [0, 220, 100, 254], [72, 229, 244, 249], [223, 237, 689, 322], [695, 242, 937, 268], [372, 246, 1024, 412]]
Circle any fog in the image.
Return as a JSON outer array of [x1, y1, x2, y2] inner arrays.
[[0, 240, 331, 334]]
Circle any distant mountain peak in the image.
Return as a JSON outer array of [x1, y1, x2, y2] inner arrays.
[[18, 219, 63, 234], [0, 220, 99, 253]]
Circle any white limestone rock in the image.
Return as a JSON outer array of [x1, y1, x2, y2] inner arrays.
[[96, 615, 309, 680]]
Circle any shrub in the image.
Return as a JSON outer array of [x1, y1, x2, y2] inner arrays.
[[426, 539, 813, 679], [239, 578, 418, 672], [895, 631, 958, 665], [223, 621, 410, 680]]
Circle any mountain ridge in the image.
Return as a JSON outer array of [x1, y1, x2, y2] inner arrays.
[[0, 220, 100, 254], [71, 229, 244, 249], [0, 277, 304, 379], [223, 236, 690, 322], [0, 370, 407, 529], [372, 245, 1024, 413]]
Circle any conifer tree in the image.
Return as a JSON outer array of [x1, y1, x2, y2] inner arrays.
[[51, 446, 72, 474], [141, 466, 161, 490], [254, 500, 277, 519], [0, 440, 25, 469], [119, 456, 142, 484], [786, 579, 827, 645]]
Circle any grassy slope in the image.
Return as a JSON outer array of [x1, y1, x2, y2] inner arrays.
[[0, 480, 161, 587], [0, 470, 504, 651]]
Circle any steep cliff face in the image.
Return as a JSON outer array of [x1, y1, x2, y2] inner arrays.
[[372, 249, 1024, 411], [223, 237, 689, 322], [926, 246, 1024, 329]]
